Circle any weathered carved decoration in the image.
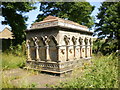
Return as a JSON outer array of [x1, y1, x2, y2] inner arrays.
[[69, 49, 72, 53], [84, 37, 88, 45], [84, 37, 88, 58], [79, 37, 83, 45], [64, 35, 70, 45], [31, 21, 58, 29], [64, 35, 70, 61], [89, 38, 92, 45], [34, 37, 40, 60], [72, 36, 77, 45], [49, 35, 58, 45], [39, 36, 45, 45], [44, 36, 50, 45], [72, 36, 77, 59], [25, 16, 93, 74], [33, 37, 39, 46], [89, 38, 92, 57], [78, 37, 83, 58], [61, 49, 65, 54]]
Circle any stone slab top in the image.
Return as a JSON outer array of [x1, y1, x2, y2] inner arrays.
[[26, 15, 93, 34]]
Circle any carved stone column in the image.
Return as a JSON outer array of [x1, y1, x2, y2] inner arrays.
[[44, 36, 50, 61], [46, 45, 51, 61], [57, 46, 61, 62], [34, 37, 40, 61], [64, 35, 70, 61], [85, 37, 88, 58], [80, 46, 82, 58], [85, 46, 87, 58], [72, 36, 77, 60], [90, 46, 92, 57], [66, 45, 69, 61], [89, 38, 92, 57], [26, 40, 31, 60], [79, 37, 83, 58], [36, 45, 40, 60]]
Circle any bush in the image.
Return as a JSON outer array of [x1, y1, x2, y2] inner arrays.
[[7, 41, 26, 56], [2, 53, 26, 70], [92, 39, 118, 55], [52, 53, 118, 88], [1, 41, 26, 70]]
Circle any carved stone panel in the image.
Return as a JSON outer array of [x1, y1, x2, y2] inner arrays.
[[68, 47, 74, 60], [76, 47, 80, 60], [59, 48, 66, 62]]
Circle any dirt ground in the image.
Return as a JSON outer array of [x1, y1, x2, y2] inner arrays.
[[2, 67, 84, 88]]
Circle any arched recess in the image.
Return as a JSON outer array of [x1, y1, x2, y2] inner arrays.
[[79, 37, 83, 58], [38, 36, 46, 61], [29, 37, 36, 60], [49, 35, 58, 62]]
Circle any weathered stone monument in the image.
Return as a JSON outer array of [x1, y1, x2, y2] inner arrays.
[[25, 16, 93, 74]]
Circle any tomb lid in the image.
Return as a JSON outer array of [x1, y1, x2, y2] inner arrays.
[[27, 15, 93, 34]]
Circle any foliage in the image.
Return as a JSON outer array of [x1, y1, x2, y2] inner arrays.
[[50, 53, 118, 88], [8, 41, 26, 56], [1, 53, 26, 70], [36, 2, 95, 28], [2, 74, 37, 88], [1, 2, 36, 45], [92, 38, 103, 54], [94, 2, 120, 53], [1, 42, 26, 70]]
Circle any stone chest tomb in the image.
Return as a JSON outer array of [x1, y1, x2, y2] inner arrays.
[[25, 16, 93, 74]]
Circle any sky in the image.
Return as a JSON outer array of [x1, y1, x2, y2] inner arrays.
[[0, 2, 102, 32]]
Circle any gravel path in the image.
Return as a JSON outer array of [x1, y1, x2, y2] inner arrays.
[[2, 68, 78, 88]]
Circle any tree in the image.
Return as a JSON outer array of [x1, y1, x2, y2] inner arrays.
[[1, 2, 36, 45], [94, 2, 120, 54], [36, 2, 94, 28]]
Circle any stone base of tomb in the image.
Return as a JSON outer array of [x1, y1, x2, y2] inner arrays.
[[24, 57, 92, 75]]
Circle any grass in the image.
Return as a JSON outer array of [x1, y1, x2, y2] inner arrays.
[[1, 73, 37, 88], [50, 53, 118, 88], [1, 50, 119, 88], [1, 52, 39, 88], [1, 53, 26, 70]]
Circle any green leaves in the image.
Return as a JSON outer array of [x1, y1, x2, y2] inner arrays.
[[1, 2, 36, 45], [36, 2, 94, 28], [52, 54, 118, 88], [94, 2, 120, 54]]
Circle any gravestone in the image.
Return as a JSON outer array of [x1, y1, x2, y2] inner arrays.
[[25, 16, 93, 74]]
